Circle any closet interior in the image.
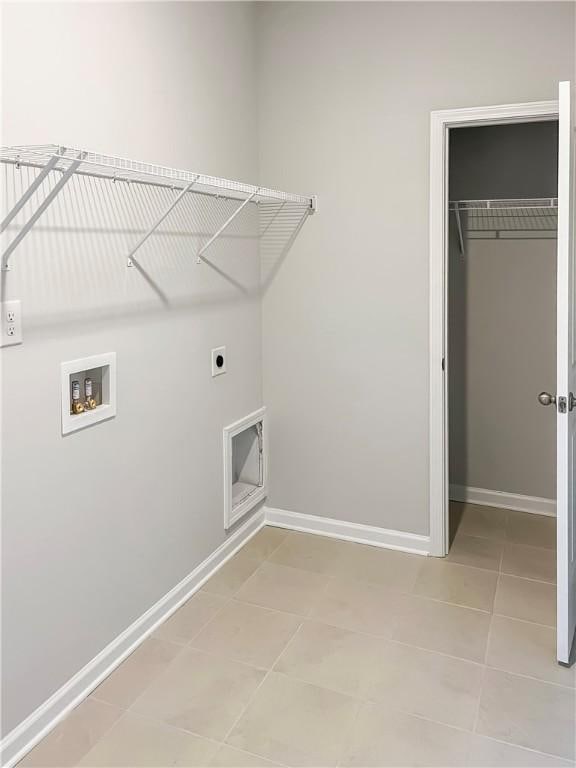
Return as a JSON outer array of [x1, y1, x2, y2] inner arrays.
[[448, 120, 559, 565]]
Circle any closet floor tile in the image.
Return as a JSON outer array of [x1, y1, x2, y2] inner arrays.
[[152, 592, 228, 645], [341, 701, 471, 767], [457, 504, 508, 540], [413, 559, 498, 611], [240, 526, 289, 561], [477, 668, 576, 760], [209, 744, 283, 767], [78, 712, 218, 767], [18, 698, 122, 767], [494, 574, 556, 626], [391, 594, 491, 662], [267, 531, 356, 576], [308, 575, 407, 637], [191, 599, 301, 669], [446, 533, 504, 571], [226, 672, 359, 767], [365, 641, 484, 730], [486, 615, 576, 687], [506, 511, 556, 549], [130, 647, 265, 741], [466, 735, 574, 767], [234, 561, 330, 615], [201, 553, 262, 598], [501, 542, 556, 583], [274, 620, 382, 698], [92, 637, 183, 709]]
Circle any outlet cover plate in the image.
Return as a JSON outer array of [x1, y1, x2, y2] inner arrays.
[[0, 300, 22, 347], [212, 346, 227, 377]]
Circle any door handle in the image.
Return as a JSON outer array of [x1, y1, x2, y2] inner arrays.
[[538, 392, 556, 407], [570, 392, 576, 411]]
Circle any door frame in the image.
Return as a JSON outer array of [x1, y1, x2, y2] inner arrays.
[[429, 98, 559, 557]]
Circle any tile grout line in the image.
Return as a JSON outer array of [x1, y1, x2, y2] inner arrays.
[[226, 586, 569, 687], [216, 613, 306, 756], [471, 590, 496, 739], [470, 733, 576, 765], [84, 706, 290, 767]]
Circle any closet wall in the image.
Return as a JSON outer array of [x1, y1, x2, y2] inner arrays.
[[1, 2, 260, 736], [256, 1, 574, 533], [449, 123, 558, 503]]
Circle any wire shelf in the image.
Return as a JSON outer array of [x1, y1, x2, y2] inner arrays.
[[450, 198, 557, 253], [0, 144, 314, 206], [450, 198, 557, 232], [0, 144, 316, 270]]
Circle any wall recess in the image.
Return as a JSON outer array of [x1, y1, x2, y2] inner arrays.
[[223, 407, 267, 529], [61, 353, 116, 435]]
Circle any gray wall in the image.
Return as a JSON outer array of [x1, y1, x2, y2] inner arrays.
[[1, 1, 261, 735], [449, 122, 559, 200], [257, 1, 574, 533], [449, 239, 557, 499], [449, 123, 558, 500]]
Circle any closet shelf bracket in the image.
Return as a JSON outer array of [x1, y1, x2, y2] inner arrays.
[[196, 189, 259, 264], [453, 202, 465, 256], [126, 177, 198, 267], [1, 149, 86, 271]]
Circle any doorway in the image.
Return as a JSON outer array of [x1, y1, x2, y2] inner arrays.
[[427, 91, 576, 665], [447, 120, 558, 540], [429, 98, 560, 558]]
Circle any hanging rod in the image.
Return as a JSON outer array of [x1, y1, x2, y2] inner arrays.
[[0, 144, 317, 269], [449, 198, 558, 255]]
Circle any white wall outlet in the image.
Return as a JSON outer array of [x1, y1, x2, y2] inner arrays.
[[211, 346, 227, 377], [1, 300, 22, 347]]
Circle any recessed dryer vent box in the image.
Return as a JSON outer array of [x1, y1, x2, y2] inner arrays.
[[223, 407, 267, 529], [61, 353, 116, 435]]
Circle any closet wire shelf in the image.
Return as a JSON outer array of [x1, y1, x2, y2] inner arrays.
[[0, 144, 317, 270], [450, 198, 558, 254]]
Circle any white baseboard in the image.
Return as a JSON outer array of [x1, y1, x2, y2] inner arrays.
[[264, 506, 431, 555], [449, 485, 556, 517], [1, 509, 266, 768]]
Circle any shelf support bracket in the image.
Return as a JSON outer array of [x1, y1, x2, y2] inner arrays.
[[2, 151, 85, 271], [454, 203, 465, 256], [196, 189, 259, 264], [1, 151, 64, 234], [126, 178, 197, 267]]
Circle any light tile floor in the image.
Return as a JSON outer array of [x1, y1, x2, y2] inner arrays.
[[20, 506, 576, 767]]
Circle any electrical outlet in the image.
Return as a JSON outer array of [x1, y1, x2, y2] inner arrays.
[[1, 300, 22, 347], [211, 346, 227, 377]]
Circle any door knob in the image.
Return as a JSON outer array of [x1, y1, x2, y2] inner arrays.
[[538, 392, 556, 407]]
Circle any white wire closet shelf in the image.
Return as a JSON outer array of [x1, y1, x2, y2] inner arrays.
[[450, 198, 558, 255], [0, 144, 317, 270]]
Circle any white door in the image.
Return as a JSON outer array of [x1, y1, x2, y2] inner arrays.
[[557, 80, 576, 665]]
